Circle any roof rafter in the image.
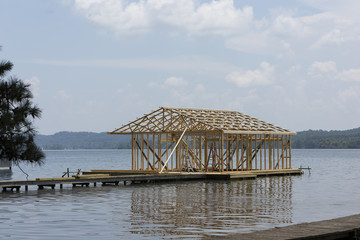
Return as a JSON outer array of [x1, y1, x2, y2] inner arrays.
[[108, 107, 295, 135]]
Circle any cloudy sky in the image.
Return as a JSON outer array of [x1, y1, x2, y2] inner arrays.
[[1, 0, 360, 134]]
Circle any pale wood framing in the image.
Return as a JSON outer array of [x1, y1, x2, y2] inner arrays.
[[109, 107, 295, 172]]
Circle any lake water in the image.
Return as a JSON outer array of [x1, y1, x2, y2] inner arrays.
[[0, 149, 359, 239]]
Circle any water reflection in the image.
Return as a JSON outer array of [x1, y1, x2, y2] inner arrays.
[[128, 176, 294, 238], [0, 169, 12, 180]]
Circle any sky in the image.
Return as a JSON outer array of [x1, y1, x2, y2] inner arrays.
[[1, 0, 360, 135]]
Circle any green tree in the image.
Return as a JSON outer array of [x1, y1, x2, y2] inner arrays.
[[0, 59, 45, 165]]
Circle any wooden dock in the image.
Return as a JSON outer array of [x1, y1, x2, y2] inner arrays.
[[0, 169, 302, 192], [210, 214, 360, 240]]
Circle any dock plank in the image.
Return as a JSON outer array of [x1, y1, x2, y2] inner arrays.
[[210, 214, 360, 240], [0, 168, 303, 192]]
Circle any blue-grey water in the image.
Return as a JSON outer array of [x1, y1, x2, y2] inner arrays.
[[0, 149, 359, 239]]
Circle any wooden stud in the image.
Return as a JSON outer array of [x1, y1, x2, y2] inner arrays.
[[277, 135, 280, 169], [269, 135, 272, 170], [153, 134, 155, 170], [289, 135, 292, 169], [221, 133, 224, 172], [255, 135, 258, 170], [281, 135, 284, 169], [158, 133, 161, 170], [204, 137, 208, 172], [273, 136, 276, 169], [109, 107, 294, 173], [140, 134, 144, 170]]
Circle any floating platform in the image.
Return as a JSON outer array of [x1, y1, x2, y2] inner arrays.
[[211, 214, 360, 240], [0, 169, 302, 192]]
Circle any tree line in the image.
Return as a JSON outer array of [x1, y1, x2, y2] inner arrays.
[[291, 128, 360, 149], [35, 128, 360, 150]]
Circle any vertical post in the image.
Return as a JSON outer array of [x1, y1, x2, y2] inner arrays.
[[176, 136, 179, 170], [255, 135, 258, 170], [260, 135, 263, 170], [273, 135, 276, 169], [178, 139, 182, 171], [228, 136, 231, 170], [193, 135, 196, 169], [136, 134, 139, 170], [166, 134, 169, 169], [199, 136, 203, 171], [269, 135, 272, 169], [229, 136, 232, 170], [281, 135, 284, 169], [277, 135, 280, 169], [289, 135, 292, 169], [220, 132, 224, 172], [247, 135, 252, 170], [285, 135, 289, 169], [153, 134, 155, 170], [264, 136, 267, 170], [147, 133, 150, 170], [132, 134, 135, 170], [236, 135, 239, 171], [141, 134, 144, 170], [187, 136, 191, 169], [240, 135, 244, 171], [204, 138, 208, 172], [158, 133, 161, 170], [160, 127, 187, 173], [137, 134, 140, 170]]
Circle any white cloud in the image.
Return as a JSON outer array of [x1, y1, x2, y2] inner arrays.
[[117, 84, 133, 94], [147, 81, 159, 88], [72, 0, 360, 59], [164, 77, 188, 87], [150, 0, 253, 35], [226, 62, 274, 88], [298, 0, 360, 20], [195, 83, 205, 92], [54, 90, 72, 101], [338, 88, 359, 103], [307, 61, 360, 83], [308, 61, 337, 79], [25, 76, 40, 98], [227, 6, 360, 57], [30, 56, 235, 73], [287, 65, 302, 75], [339, 68, 360, 82], [73, 0, 253, 36], [74, 0, 150, 35]]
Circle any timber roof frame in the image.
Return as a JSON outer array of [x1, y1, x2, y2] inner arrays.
[[108, 107, 296, 135]]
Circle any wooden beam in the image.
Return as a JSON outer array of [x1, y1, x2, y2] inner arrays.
[[180, 139, 204, 169], [160, 127, 188, 173], [135, 138, 154, 170]]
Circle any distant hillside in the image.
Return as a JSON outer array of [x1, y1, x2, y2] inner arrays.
[[292, 127, 360, 149], [35, 128, 360, 149], [35, 131, 131, 150]]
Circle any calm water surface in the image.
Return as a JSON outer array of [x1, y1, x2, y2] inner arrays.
[[0, 149, 359, 239]]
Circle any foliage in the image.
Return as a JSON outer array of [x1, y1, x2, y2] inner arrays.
[[292, 128, 360, 149], [35, 128, 360, 150], [35, 132, 131, 150], [0, 60, 45, 165]]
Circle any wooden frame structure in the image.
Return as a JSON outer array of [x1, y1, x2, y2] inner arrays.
[[108, 107, 296, 173]]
